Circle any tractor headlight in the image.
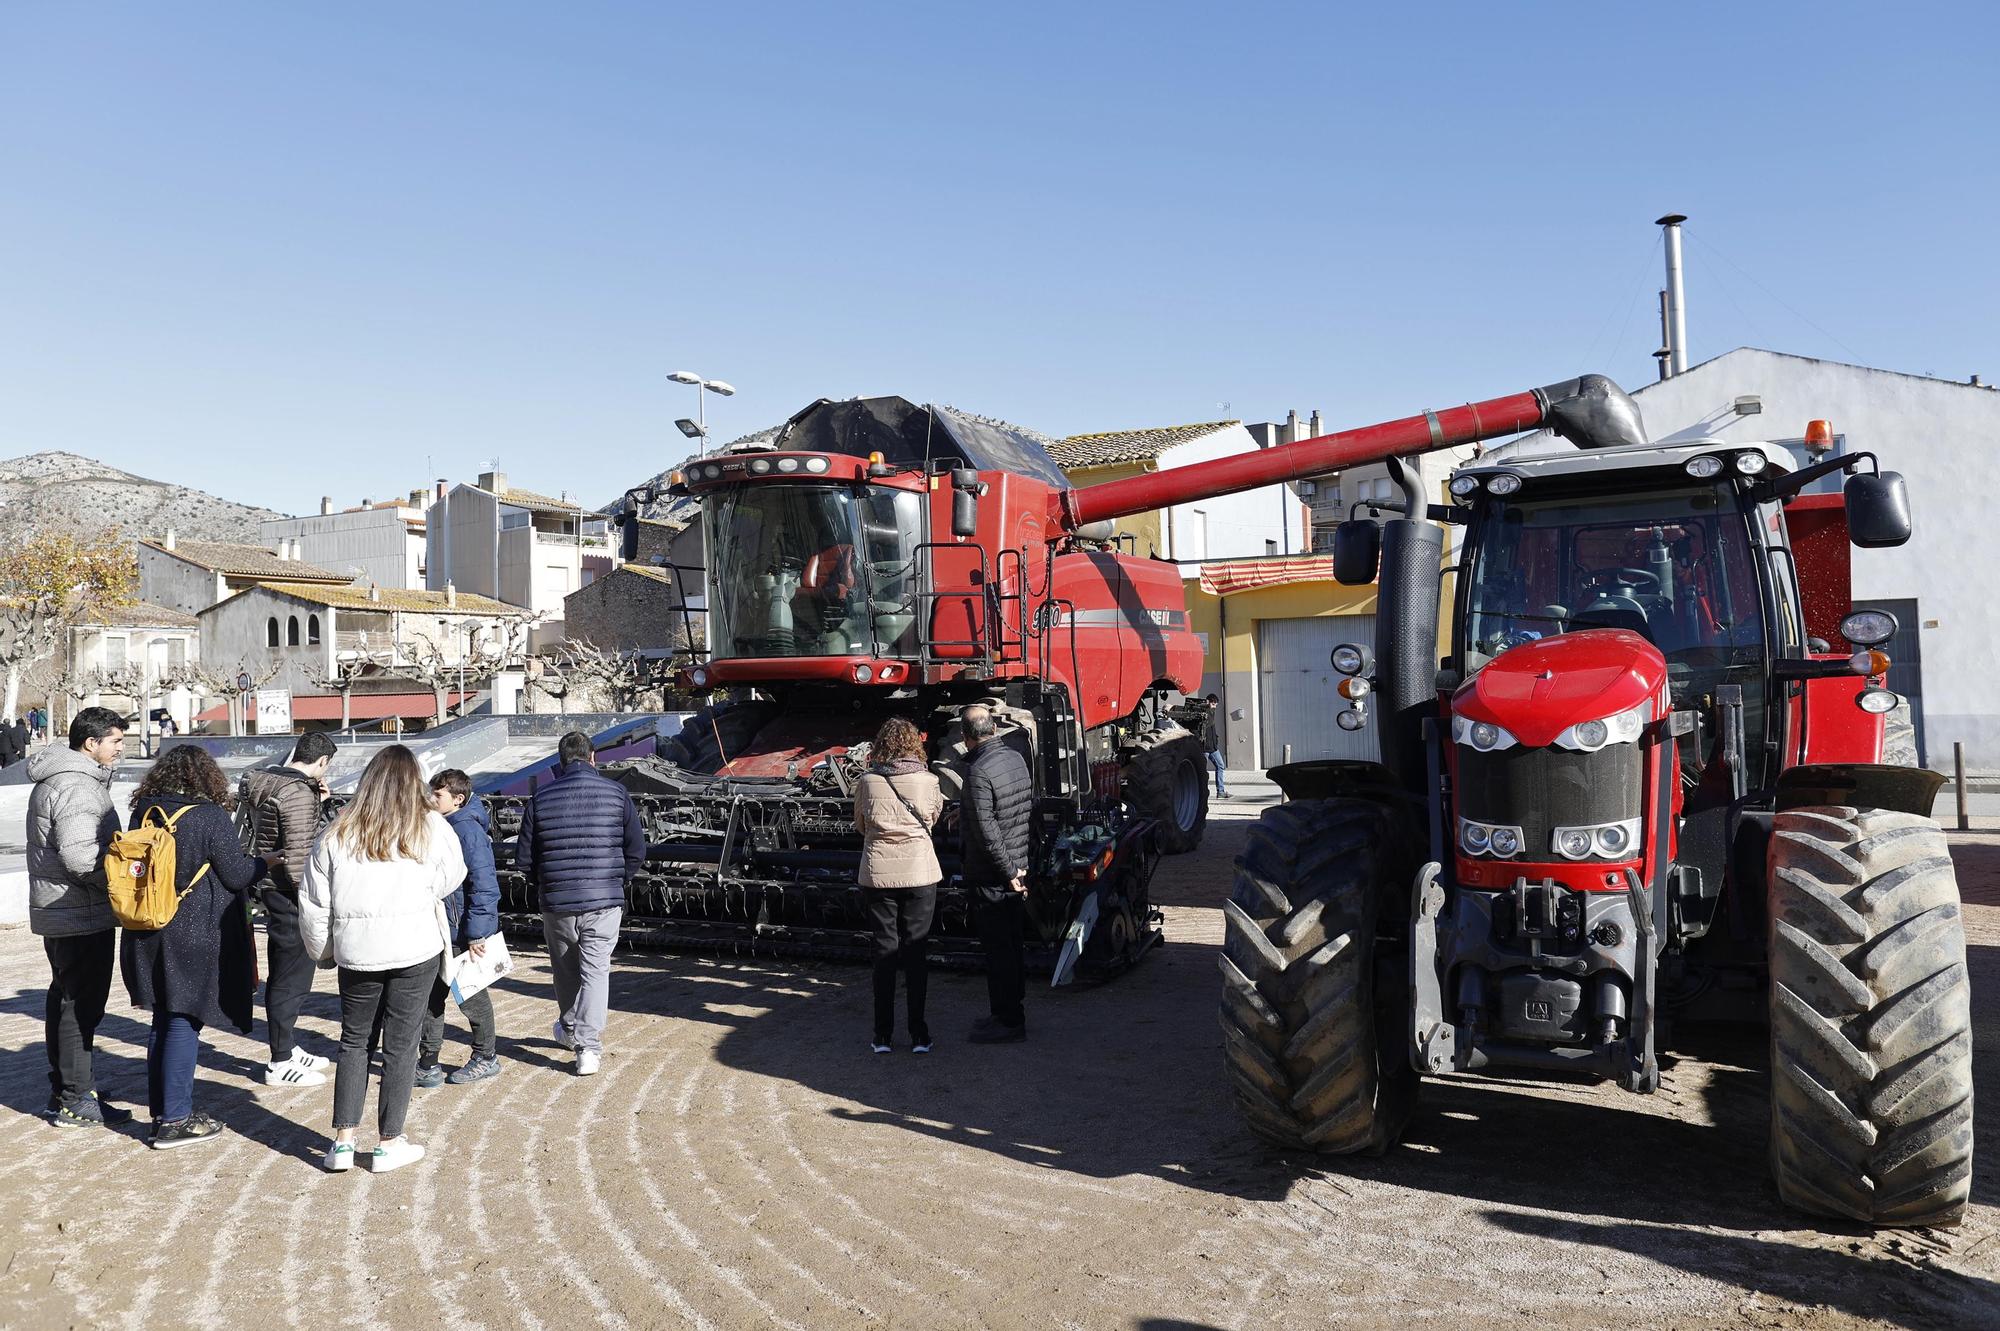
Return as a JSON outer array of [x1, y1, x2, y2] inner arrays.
[[748, 458, 773, 475], [1551, 818, 1642, 860], [1485, 473, 1523, 496], [1840, 609, 1897, 647], [775, 456, 801, 473], [1459, 818, 1524, 858], [1330, 643, 1371, 676], [689, 667, 709, 688], [1555, 828, 1595, 859], [1449, 474, 1481, 498], [1335, 708, 1367, 732], [804, 456, 830, 474], [1857, 688, 1899, 715], [1553, 702, 1649, 752], [1733, 450, 1769, 475], [852, 664, 874, 683], [1684, 455, 1725, 480], [1452, 715, 1520, 752]]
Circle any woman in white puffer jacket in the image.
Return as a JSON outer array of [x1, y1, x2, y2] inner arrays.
[[300, 745, 466, 1173]]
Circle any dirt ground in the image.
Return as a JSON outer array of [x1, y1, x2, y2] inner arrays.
[[2, 812, 1996, 1331]]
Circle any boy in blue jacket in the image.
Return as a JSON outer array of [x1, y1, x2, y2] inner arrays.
[[416, 770, 502, 1085]]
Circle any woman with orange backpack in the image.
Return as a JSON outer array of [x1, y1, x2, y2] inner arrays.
[[120, 746, 280, 1149]]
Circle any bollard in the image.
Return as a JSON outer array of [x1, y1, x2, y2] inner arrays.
[[1283, 743, 1293, 765], [1956, 741, 1970, 831]]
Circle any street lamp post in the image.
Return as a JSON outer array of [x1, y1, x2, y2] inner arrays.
[[667, 371, 736, 456]]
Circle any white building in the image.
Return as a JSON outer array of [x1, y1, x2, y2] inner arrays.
[[1566, 347, 2000, 768], [261, 493, 429, 590], [424, 470, 613, 621], [196, 581, 525, 730], [1051, 421, 1310, 565], [137, 535, 351, 616], [64, 602, 201, 731]]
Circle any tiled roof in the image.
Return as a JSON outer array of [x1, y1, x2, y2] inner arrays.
[[140, 539, 349, 581], [1049, 421, 1238, 469], [74, 600, 200, 629], [225, 581, 524, 616], [496, 487, 580, 513]]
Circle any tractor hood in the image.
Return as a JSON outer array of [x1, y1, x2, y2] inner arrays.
[[1452, 630, 1667, 749]]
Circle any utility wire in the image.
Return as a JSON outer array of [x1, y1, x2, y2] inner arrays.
[[1685, 227, 1866, 364], [1580, 231, 1664, 372]]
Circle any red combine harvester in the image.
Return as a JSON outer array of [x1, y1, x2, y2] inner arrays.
[[1192, 377, 1971, 1228]]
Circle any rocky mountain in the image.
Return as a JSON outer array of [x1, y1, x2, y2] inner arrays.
[[599, 425, 782, 522], [0, 451, 285, 545]]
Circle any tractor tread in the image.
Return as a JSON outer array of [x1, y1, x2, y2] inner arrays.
[[1219, 798, 1413, 1158], [1123, 726, 1209, 854], [1767, 805, 1974, 1228]]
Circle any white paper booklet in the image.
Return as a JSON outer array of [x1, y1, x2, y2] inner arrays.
[[449, 934, 514, 1005]]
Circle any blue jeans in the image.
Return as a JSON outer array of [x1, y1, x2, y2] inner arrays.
[[148, 1012, 204, 1124], [1207, 750, 1227, 794]]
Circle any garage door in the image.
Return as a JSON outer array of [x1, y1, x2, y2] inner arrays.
[[1256, 615, 1378, 766]]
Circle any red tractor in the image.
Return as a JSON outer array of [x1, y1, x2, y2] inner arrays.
[[1192, 376, 1972, 1228]]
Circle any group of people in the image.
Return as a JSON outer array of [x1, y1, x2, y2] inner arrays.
[[28, 710, 639, 1172], [0, 713, 36, 769], [29, 699, 1044, 1170]]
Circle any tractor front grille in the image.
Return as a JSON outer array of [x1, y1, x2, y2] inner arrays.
[[1456, 742, 1643, 857]]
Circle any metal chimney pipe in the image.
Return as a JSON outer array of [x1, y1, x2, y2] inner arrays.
[[1657, 214, 1688, 376]]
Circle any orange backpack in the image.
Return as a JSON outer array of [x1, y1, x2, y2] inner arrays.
[[104, 805, 210, 931]]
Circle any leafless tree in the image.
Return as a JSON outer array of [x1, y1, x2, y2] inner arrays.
[[546, 639, 672, 713], [184, 661, 283, 736]]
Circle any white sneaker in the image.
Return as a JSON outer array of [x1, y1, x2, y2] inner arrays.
[[266, 1058, 328, 1087], [289, 1051, 330, 1072], [323, 1141, 355, 1173], [371, 1138, 425, 1173], [552, 1020, 574, 1051], [575, 1049, 600, 1077]]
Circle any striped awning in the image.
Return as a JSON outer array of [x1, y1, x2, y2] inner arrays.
[[1197, 555, 1340, 595]]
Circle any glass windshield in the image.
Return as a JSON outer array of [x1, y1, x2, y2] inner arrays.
[[1461, 485, 1767, 688], [707, 484, 924, 658]]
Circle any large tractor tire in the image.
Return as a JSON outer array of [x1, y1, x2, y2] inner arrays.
[[1767, 805, 1974, 1227], [1219, 798, 1415, 1154], [660, 700, 777, 774], [1123, 725, 1208, 854]]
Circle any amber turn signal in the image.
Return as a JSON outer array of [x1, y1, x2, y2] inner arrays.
[[1848, 649, 1890, 677]]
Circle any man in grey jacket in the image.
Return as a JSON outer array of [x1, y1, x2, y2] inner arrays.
[[27, 706, 130, 1127], [960, 704, 1033, 1044]]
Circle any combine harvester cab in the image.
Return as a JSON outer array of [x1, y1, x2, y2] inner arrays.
[[556, 395, 1213, 978]]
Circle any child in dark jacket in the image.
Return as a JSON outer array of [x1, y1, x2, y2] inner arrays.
[[416, 770, 503, 1085]]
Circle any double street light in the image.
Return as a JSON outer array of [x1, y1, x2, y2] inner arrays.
[[668, 370, 735, 456]]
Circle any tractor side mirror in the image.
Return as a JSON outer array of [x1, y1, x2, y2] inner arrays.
[[618, 511, 640, 563], [1844, 471, 1912, 548], [1332, 519, 1381, 585], [951, 468, 981, 537]]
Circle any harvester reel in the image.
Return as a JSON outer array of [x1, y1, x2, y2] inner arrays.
[[1766, 804, 1974, 1227]]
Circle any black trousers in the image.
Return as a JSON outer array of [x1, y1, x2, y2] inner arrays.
[[419, 973, 497, 1064], [262, 889, 317, 1063], [44, 930, 116, 1101], [975, 892, 1026, 1029], [333, 960, 433, 1137], [865, 885, 935, 1044]]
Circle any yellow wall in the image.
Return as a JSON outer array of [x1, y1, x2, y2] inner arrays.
[[1066, 461, 1164, 557], [1186, 580, 1381, 680]]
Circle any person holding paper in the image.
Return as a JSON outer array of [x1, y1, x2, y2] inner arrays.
[[415, 770, 502, 1087]]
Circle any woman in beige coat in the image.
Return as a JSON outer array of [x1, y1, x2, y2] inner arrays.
[[854, 718, 944, 1053]]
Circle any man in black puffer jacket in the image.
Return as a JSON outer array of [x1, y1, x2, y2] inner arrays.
[[960, 704, 1033, 1043], [518, 731, 645, 1075]]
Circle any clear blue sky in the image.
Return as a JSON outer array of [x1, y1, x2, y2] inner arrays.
[[2, 3, 1991, 518]]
